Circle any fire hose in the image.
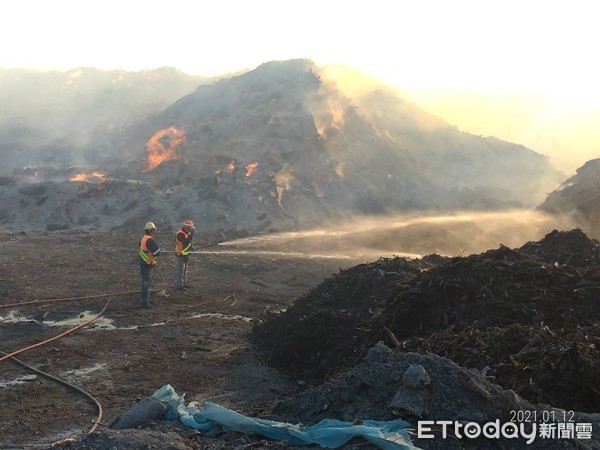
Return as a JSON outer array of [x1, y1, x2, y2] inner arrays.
[[0, 245, 222, 310], [0, 245, 221, 438], [0, 350, 104, 433], [0, 289, 163, 310], [0, 256, 138, 436]]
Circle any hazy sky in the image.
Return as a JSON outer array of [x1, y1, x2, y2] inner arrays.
[[2, 0, 599, 172]]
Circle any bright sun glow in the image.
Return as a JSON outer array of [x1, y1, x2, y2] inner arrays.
[[2, 0, 599, 173], [2, 0, 598, 99]]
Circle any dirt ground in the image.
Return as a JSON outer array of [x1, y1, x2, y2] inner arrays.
[[0, 230, 358, 449]]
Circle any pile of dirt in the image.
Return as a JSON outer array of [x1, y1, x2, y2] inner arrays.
[[253, 254, 445, 381], [273, 342, 600, 449], [519, 228, 600, 266], [254, 229, 600, 412]]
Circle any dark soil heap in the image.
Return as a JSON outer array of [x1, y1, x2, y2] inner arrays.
[[519, 228, 600, 266], [254, 229, 600, 412], [253, 255, 444, 381]]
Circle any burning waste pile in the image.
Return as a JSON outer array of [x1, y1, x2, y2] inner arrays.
[[0, 153, 288, 236], [0, 123, 338, 235], [0, 59, 570, 236], [251, 229, 600, 448]]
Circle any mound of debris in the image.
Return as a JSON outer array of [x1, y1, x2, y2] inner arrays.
[[253, 255, 445, 381], [0, 60, 565, 234], [519, 228, 600, 266], [538, 158, 600, 239], [54, 344, 600, 450], [254, 229, 600, 412], [274, 342, 600, 449]]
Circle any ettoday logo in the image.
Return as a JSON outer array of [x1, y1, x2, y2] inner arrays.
[[417, 420, 593, 444]]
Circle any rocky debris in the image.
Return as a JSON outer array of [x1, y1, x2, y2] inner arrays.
[[255, 229, 600, 412], [273, 342, 600, 449], [389, 364, 433, 417]]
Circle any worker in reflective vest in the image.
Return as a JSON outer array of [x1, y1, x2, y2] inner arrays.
[[139, 221, 161, 308], [175, 219, 196, 291]]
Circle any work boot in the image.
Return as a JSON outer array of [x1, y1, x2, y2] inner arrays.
[[183, 284, 193, 289], [141, 302, 153, 309]]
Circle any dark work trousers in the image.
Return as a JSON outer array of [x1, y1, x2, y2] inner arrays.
[[175, 255, 188, 289], [140, 263, 154, 306]]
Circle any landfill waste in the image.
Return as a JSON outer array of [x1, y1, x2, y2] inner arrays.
[[255, 229, 600, 412]]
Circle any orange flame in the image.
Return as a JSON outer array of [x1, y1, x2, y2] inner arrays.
[[69, 172, 107, 182], [144, 126, 186, 171], [215, 161, 237, 176], [245, 162, 258, 177]]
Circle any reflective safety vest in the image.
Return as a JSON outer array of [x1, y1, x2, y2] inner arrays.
[[140, 235, 157, 265], [176, 229, 192, 256]]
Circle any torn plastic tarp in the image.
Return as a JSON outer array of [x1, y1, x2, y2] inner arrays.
[[152, 384, 418, 450]]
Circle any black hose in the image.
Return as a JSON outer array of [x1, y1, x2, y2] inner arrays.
[[1, 351, 104, 433], [0, 255, 137, 441]]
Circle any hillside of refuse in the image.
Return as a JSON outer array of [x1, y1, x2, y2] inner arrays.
[[539, 158, 600, 238], [0, 60, 565, 235]]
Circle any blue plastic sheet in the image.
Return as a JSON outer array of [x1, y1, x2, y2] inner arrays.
[[152, 384, 419, 449]]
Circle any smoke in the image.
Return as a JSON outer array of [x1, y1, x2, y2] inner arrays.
[[308, 74, 350, 138], [0, 67, 208, 175], [304, 64, 564, 209], [0, 62, 583, 238], [400, 88, 600, 176], [220, 210, 578, 260]]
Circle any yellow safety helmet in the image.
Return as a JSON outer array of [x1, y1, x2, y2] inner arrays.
[[144, 221, 157, 231]]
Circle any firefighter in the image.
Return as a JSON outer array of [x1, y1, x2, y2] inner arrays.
[[175, 219, 196, 291], [139, 221, 161, 308]]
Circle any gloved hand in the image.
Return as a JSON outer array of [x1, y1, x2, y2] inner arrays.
[[183, 255, 189, 263]]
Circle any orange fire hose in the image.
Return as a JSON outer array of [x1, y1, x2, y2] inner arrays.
[[0, 289, 162, 309], [0, 256, 138, 436], [0, 297, 114, 364]]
